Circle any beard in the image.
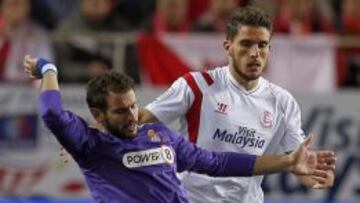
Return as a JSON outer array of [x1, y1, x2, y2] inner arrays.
[[104, 119, 137, 139], [104, 119, 123, 136], [231, 57, 263, 81]]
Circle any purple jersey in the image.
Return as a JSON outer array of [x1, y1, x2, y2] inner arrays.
[[39, 90, 256, 203]]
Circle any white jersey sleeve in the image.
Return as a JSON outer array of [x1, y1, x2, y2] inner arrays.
[[146, 77, 194, 125], [278, 93, 306, 153]]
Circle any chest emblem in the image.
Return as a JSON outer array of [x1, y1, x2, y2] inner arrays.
[[147, 129, 161, 142], [260, 111, 273, 128], [215, 102, 228, 115]]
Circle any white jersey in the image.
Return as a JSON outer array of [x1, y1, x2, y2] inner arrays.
[[146, 66, 305, 203]]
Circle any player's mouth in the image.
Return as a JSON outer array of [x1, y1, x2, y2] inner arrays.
[[125, 122, 138, 132], [247, 61, 261, 71], [247, 61, 261, 67]]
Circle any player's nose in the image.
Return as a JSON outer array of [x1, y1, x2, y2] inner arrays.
[[249, 45, 260, 57]]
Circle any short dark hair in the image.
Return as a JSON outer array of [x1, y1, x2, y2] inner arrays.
[[226, 6, 272, 40], [86, 71, 135, 110]]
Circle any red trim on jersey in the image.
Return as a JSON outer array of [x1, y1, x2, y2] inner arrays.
[[183, 73, 202, 143], [200, 71, 214, 86]]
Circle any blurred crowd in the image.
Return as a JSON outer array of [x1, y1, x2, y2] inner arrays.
[[0, 0, 359, 87]]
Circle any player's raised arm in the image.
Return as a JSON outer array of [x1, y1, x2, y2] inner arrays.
[[23, 55, 90, 157], [23, 55, 63, 128]]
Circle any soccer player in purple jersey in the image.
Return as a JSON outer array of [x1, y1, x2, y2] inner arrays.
[[24, 55, 335, 203]]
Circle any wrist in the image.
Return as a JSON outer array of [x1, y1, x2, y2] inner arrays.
[[285, 153, 296, 173], [35, 58, 57, 78]]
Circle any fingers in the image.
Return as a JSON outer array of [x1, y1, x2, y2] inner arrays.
[[316, 163, 335, 171], [311, 174, 334, 189], [311, 169, 328, 178], [23, 55, 37, 68], [303, 133, 314, 148], [316, 151, 336, 171], [318, 156, 336, 166], [23, 55, 32, 67], [312, 184, 328, 189], [317, 163, 335, 172], [24, 68, 32, 75], [311, 175, 328, 184], [24, 54, 31, 63], [311, 178, 328, 189], [316, 150, 335, 158], [23, 55, 38, 78]]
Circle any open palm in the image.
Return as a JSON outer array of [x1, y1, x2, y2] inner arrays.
[[289, 134, 335, 177]]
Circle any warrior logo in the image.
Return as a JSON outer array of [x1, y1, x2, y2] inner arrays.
[[215, 102, 228, 114]]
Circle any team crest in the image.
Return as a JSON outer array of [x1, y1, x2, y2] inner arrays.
[[147, 129, 161, 142], [260, 111, 273, 128]]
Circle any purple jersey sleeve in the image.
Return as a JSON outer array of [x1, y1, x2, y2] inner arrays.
[[172, 131, 256, 177], [39, 90, 90, 158]]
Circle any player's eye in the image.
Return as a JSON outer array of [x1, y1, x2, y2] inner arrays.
[[130, 104, 137, 109], [115, 110, 125, 114], [258, 42, 268, 49], [240, 40, 252, 48]]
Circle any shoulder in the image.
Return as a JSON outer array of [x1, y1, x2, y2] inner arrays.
[[267, 80, 293, 99], [140, 123, 173, 134], [86, 126, 105, 142], [264, 79, 299, 110], [187, 66, 226, 80], [140, 123, 180, 141], [180, 66, 226, 89], [141, 122, 167, 130]]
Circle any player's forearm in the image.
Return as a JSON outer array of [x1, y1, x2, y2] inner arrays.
[[201, 153, 292, 177], [253, 154, 294, 175], [41, 71, 59, 92], [37, 62, 63, 122]]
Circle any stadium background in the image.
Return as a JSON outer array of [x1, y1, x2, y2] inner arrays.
[[0, 0, 359, 202]]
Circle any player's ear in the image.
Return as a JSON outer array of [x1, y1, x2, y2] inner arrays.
[[90, 108, 105, 124], [223, 39, 231, 53]]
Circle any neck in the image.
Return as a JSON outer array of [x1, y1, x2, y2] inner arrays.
[[229, 65, 260, 91], [89, 123, 107, 132]]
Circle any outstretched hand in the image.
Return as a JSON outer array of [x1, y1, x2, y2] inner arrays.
[[288, 134, 336, 179]]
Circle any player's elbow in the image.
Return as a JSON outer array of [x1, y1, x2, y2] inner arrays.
[[40, 106, 61, 124]]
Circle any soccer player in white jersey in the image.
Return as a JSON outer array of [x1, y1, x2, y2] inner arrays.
[[139, 7, 335, 203]]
